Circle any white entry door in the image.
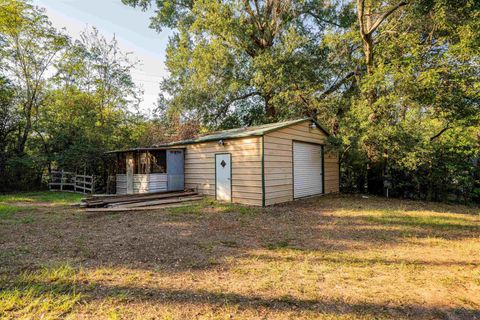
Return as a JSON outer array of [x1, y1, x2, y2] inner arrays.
[[215, 154, 232, 202], [293, 142, 323, 199]]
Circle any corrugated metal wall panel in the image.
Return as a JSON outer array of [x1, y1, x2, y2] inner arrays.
[[293, 142, 323, 198], [116, 173, 167, 194], [116, 174, 127, 195]]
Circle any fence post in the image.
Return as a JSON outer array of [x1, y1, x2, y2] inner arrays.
[[48, 170, 93, 194]]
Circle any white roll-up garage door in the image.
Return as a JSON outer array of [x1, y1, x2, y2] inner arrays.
[[293, 141, 323, 198]]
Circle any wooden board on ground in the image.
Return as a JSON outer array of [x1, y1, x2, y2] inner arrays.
[[108, 195, 202, 208], [81, 189, 197, 208], [85, 191, 197, 207], [85, 197, 203, 213], [85, 189, 194, 201]]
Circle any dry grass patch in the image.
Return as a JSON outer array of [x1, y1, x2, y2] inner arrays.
[[0, 193, 478, 319]]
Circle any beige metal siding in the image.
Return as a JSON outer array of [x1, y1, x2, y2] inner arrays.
[[184, 137, 262, 206], [264, 121, 339, 205], [324, 154, 340, 194]]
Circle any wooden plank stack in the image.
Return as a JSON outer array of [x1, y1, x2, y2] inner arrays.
[[81, 189, 202, 212]]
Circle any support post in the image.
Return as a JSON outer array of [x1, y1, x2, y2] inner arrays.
[[126, 152, 134, 194]]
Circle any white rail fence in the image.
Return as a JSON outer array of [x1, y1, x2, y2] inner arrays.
[[49, 170, 94, 194]]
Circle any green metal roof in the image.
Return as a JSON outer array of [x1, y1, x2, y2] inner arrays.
[[107, 118, 330, 153], [105, 146, 185, 154], [153, 118, 329, 148]]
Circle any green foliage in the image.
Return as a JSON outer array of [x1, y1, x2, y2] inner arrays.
[[336, 0, 480, 202], [1, 0, 478, 203], [131, 0, 346, 127], [0, 2, 145, 192], [128, 0, 480, 203]]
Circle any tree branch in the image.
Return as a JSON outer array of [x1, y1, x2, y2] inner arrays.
[[316, 71, 357, 100], [244, 0, 262, 31], [304, 11, 342, 28], [367, 1, 408, 35], [430, 126, 450, 141], [357, 0, 366, 38], [213, 91, 261, 121]]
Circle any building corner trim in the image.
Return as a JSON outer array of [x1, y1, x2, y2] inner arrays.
[[261, 135, 266, 207]]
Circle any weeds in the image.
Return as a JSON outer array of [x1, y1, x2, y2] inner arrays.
[[0, 191, 83, 205], [168, 198, 261, 216], [0, 264, 82, 319], [0, 204, 24, 220]]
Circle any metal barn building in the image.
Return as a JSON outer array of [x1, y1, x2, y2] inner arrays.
[[109, 118, 339, 206]]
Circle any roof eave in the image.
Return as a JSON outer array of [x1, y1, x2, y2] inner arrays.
[[107, 118, 331, 153], [310, 119, 331, 137], [154, 132, 265, 148], [153, 118, 331, 147], [260, 118, 331, 137], [105, 146, 186, 154]]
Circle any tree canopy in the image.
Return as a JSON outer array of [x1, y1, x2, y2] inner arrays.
[[0, 1, 146, 191], [123, 0, 480, 202], [0, 0, 477, 202]]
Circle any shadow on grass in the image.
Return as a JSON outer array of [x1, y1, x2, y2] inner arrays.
[[364, 213, 479, 231], [289, 194, 480, 216], [247, 251, 480, 268], [2, 270, 479, 320], [2, 195, 479, 275], [2, 195, 479, 318]]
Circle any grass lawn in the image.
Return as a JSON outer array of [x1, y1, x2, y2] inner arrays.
[[0, 191, 83, 205], [0, 193, 479, 319]]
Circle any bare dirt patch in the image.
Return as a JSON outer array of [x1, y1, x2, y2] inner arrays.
[[1, 195, 479, 319]]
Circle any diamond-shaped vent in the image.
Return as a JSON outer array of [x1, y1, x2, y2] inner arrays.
[[220, 160, 226, 168]]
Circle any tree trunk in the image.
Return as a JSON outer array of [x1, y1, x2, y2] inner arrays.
[[364, 34, 374, 76], [16, 119, 30, 154], [16, 103, 32, 155], [265, 95, 276, 119]]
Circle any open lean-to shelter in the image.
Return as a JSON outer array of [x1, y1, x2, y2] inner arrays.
[[108, 118, 339, 206]]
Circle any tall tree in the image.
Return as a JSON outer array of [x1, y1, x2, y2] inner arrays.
[[0, 3, 146, 191], [38, 27, 143, 173], [356, 0, 407, 75], [1, 0, 69, 154], [124, 0, 347, 126], [0, 76, 16, 178], [338, 0, 480, 197]]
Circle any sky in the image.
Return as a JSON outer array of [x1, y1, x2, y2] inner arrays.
[[32, 0, 172, 114]]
